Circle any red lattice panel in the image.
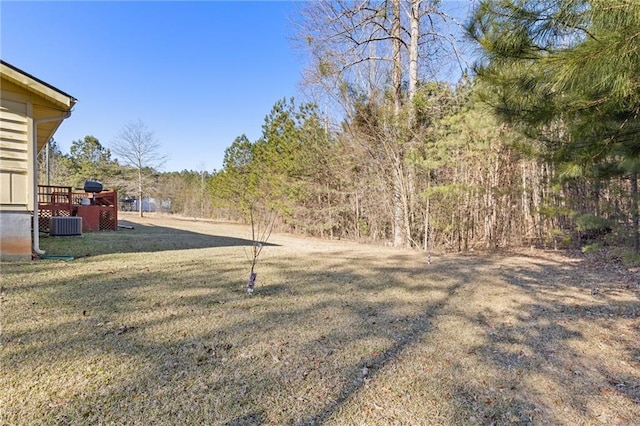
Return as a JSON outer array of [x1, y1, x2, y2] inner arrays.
[[38, 209, 72, 232], [99, 208, 117, 231]]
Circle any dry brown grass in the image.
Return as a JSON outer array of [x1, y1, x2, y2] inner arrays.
[[1, 213, 639, 425]]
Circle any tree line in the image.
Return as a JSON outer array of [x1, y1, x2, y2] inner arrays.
[[40, 0, 640, 252]]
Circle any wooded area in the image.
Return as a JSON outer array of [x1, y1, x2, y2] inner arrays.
[[39, 0, 640, 253]]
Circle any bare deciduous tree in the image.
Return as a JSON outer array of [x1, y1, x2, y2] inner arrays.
[[294, 0, 460, 247], [111, 119, 167, 217]]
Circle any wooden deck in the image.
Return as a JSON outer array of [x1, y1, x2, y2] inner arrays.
[[38, 185, 118, 232]]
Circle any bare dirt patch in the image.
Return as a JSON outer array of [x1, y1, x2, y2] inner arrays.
[[2, 213, 639, 425]]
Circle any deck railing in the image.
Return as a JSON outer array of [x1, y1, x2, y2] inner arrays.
[[37, 185, 118, 232]]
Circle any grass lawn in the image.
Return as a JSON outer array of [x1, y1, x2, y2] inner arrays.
[[2, 213, 639, 425]]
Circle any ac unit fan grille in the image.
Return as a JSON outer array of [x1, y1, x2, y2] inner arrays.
[[50, 217, 82, 236]]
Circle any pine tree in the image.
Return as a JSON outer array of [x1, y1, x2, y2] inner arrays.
[[468, 0, 640, 249]]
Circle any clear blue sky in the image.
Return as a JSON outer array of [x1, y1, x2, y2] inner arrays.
[[2, 1, 472, 173], [2, 1, 303, 172]]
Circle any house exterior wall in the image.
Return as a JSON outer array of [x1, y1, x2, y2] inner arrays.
[[1, 97, 32, 211], [0, 62, 74, 260], [0, 88, 33, 260]]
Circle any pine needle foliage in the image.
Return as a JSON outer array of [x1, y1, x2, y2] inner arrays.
[[468, 0, 640, 169], [469, 0, 640, 249]]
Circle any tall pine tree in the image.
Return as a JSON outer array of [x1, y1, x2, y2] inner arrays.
[[468, 0, 640, 249]]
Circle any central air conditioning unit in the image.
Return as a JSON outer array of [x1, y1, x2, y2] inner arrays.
[[50, 217, 82, 236]]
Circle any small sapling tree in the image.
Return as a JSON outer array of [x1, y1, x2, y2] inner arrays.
[[246, 201, 276, 294], [210, 135, 277, 293]]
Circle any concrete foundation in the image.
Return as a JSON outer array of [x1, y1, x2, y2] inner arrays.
[[0, 211, 32, 260]]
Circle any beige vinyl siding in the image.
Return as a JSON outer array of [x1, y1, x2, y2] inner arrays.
[[0, 99, 30, 208]]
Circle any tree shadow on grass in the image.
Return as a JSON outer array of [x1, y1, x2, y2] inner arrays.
[[39, 219, 279, 258], [4, 243, 639, 425], [223, 411, 267, 426], [456, 254, 640, 424], [4, 250, 486, 424]]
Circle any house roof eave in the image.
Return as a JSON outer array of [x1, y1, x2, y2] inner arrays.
[[1, 60, 77, 111]]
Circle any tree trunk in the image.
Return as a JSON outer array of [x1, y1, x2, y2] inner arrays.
[[391, 0, 402, 118], [393, 166, 405, 247], [138, 168, 144, 218], [390, 0, 405, 247], [424, 197, 430, 252], [405, 1, 420, 247], [401, 166, 412, 248], [407, 0, 420, 124], [632, 172, 639, 252]]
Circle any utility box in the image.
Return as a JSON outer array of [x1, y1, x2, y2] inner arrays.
[[50, 216, 82, 236]]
